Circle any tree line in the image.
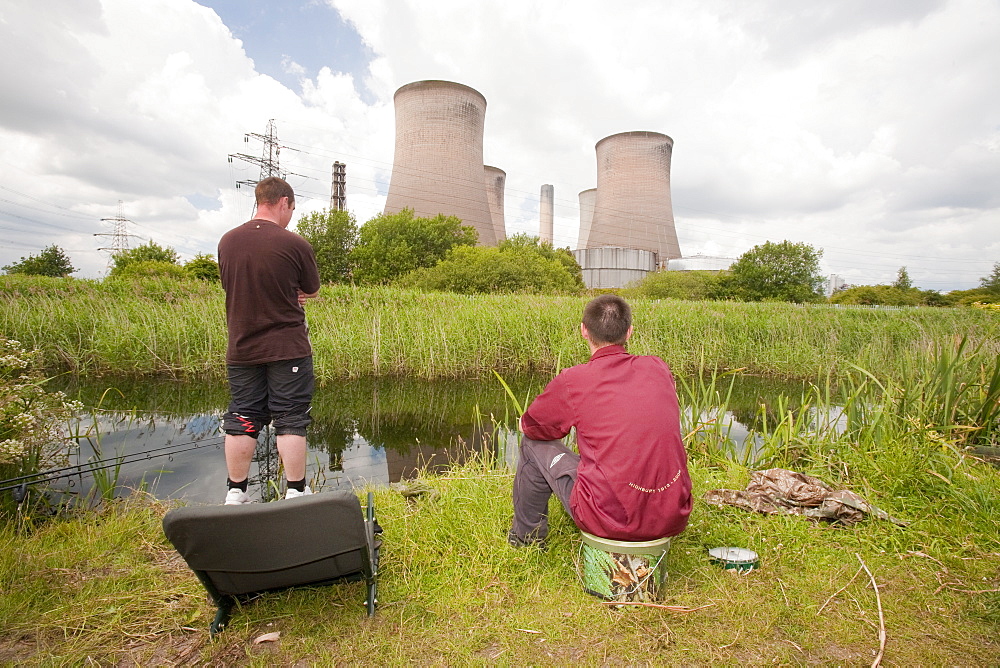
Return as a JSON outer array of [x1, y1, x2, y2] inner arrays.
[[5, 209, 999, 305]]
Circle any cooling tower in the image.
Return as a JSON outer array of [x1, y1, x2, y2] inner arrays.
[[577, 188, 596, 249], [484, 166, 506, 243], [587, 131, 680, 262], [384, 80, 497, 246], [539, 184, 554, 244]]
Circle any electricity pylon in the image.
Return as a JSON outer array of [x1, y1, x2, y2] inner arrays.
[[94, 200, 140, 268]]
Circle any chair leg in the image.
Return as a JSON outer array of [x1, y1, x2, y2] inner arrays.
[[364, 491, 379, 616], [210, 598, 234, 638], [366, 580, 376, 617]]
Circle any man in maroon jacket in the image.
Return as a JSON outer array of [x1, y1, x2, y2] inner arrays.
[[217, 177, 321, 504], [509, 294, 692, 545]]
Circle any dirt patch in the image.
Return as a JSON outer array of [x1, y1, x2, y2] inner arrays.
[[0, 638, 38, 664]]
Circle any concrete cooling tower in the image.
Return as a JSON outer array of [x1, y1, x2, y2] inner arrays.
[[539, 184, 554, 244], [587, 131, 680, 262], [484, 166, 506, 243], [577, 188, 597, 249], [384, 80, 497, 246]]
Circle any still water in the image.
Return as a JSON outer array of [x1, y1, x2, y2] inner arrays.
[[45, 373, 808, 505]]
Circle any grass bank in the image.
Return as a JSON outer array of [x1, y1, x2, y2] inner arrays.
[[1, 451, 998, 665], [2, 349, 999, 664], [2, 275, 997, 381]]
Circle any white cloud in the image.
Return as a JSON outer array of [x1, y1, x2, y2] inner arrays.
[[328, 0, 1000, 289], [0, 0, 997, 289]]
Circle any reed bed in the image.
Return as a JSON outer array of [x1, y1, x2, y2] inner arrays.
[[2, 275, 997, 381]]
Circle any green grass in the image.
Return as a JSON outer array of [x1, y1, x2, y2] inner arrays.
[[2, 275, 998, 662], [1, 449, 997, 665], [2, 275, 998, 381]]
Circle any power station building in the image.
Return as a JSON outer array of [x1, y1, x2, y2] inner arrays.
[[381, 81, 681, 284], [573, 131, 681, 289], [483, 166, 507, 244], [384, 80, 498, 246]]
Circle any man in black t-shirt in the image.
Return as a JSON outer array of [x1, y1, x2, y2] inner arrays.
[[217, 176, 321, 504]]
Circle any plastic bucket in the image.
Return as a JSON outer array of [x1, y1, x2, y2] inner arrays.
[[578, 531, 672, 602]]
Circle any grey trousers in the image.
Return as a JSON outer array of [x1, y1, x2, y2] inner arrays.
[[510, 437, 581, 543]]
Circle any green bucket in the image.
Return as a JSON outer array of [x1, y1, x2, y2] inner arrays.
[[578, 531, 672, 602]]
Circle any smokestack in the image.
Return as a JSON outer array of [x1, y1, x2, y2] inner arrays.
[[588, 131, 680, 263], [540, 184, 554, 245], [484, 166, 507, 243], [384, 80, 497, 245], [330, 161, 346, 211]]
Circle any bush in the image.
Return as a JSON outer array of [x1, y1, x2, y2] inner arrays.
[[398, 244, 582, 294], [498, 234, 584, 289], [350, 209, 477, 284], [183, 254, 220, 282], [109, 261, 190, 281], [948, 288, 1000, 306], [2, 245, 76, 277], [830, 285, 921, 306], [720, 241, 825, 303], [109, 242, 179, 277], [627, 270, 723, 300], [296, 209, 358, 284], [0, 338, 80, 474]]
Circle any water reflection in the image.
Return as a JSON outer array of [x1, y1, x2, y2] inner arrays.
[[46, 373, 813, 505], [49, 375, 540, 505]]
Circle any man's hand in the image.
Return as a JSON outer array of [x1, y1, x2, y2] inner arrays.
[[297, 289, 317, 306]]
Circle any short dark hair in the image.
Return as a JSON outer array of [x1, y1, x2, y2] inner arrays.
[[255, 177, 294, 208], [582, 294, 632, 346]]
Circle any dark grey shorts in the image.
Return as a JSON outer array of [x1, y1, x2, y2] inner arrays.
[[223, 356, 314, 438]]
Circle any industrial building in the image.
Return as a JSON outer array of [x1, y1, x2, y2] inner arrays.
[[666, 255, 734, 272], [574, 131, 681, 289], [383, 80, 498, 246], [576, 188, 597, 250], [539, 184, 554, 245], [483, 166, 506, 243]]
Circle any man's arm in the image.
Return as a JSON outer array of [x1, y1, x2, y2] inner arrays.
[[520, 374, 574, 441]]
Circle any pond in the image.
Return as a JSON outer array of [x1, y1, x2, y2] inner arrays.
[[36, 373, 811, 506]]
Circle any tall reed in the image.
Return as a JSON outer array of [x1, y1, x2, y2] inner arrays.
[[2, 276, 997, 381]]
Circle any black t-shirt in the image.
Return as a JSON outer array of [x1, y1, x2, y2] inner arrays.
[[218, 219, 321, 364]]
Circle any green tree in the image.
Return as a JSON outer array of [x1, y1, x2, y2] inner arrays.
[[979, 262, 1000, 294], [720, 240, 825, 303], [2, 245, 76, 277], [295, 209, 359, 284], [183, 253, 220, 281], [109, 241, 179, 276], [628, 270, 723, 300], [399, 244, 582, 294], [893, 266, 912, 290], [350, 209, 477, 284]]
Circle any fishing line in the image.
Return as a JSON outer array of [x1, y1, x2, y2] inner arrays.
[[0, 435, 225, 494], [0, 433, 225, 485]]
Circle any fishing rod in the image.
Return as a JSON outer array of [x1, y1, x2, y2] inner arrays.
[[0, 435, 225, 495], [0, 433, 225, 487]]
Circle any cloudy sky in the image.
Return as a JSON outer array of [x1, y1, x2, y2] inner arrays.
[[2, 0, 998, 290]]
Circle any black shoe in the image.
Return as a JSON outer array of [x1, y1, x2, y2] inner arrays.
[[507, 529, 545, 549]]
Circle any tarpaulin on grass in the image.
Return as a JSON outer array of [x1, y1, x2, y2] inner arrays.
[[703, 468, 907, 526]]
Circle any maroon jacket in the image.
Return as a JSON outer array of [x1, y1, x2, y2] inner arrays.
[[521, 345, 692, 541]]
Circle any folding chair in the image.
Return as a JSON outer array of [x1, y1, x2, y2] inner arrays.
[[162, 490, 381, 636]]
